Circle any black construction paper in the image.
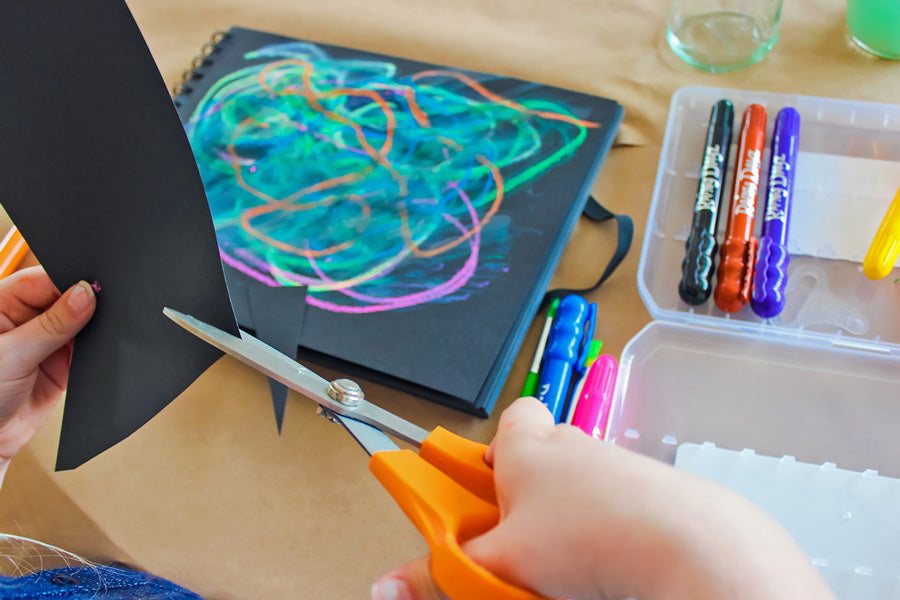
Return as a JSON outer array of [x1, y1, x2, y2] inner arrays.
[[175, 27, 623, 416], [0, 1, 239, 469], [224, 266, 307, 432]]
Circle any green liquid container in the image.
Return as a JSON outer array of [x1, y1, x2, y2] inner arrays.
[[847, 0, 900, 59]]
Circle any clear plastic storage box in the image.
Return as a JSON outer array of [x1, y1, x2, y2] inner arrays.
[[606, 86, 900, 598]]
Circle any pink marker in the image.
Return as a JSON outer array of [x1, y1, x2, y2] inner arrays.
[[570, 354, 618, 440]]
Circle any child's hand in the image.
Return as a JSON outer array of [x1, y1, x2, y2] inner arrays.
[[371, 397, 834, 600], [0, 267, 95, 484]]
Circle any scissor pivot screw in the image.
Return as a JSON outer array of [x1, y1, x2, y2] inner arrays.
[[327, 378, 364, 407]]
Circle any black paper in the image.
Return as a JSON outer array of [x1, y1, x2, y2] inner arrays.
[[224, 266, 307, 432], [0, 1, 239, 469]]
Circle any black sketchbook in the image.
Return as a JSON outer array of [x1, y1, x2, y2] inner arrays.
[[174, 26, 623, 416]]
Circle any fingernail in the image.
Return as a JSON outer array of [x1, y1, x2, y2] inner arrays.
[[370, 575, 412, 600], [67, 282, 93, 312]]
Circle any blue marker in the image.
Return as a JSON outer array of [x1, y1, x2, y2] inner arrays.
[[536, 295, 596, 423]]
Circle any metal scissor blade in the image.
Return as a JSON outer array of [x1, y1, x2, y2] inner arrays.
[[163, 308, 430, 448], [322, 409, 400, 455], [164, 307, 335, 406]]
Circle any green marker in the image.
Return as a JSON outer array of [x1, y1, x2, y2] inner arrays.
[[585, 339, 603, 363], [521, 298, 560, 397], [564, 339, 603, 424]]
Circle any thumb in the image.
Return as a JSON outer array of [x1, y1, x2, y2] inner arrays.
[[7, 281, 95, 370], [371, 555, 449, 600]]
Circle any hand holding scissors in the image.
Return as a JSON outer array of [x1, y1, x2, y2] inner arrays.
[[164, 308, 549, 600]]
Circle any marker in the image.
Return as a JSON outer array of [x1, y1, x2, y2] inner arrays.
[[571, 354, 618, 439], [751, 107, 800, 318], [564, 339, 602, 424], [520, 298, 560, 397], [679, 99, 735, 305], [714, 104, 767, 313], [863, 184, 900, 280], [0, 226, 29, 279], [536, 295, 596, 423]]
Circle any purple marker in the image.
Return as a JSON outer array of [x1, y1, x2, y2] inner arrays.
[[750, 107, 800, 318]]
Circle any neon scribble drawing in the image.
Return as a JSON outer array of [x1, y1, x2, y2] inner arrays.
[[186, 42, 598, 313]]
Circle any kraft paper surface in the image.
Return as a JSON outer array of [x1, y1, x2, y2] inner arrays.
[[2, 1, 898, 598]]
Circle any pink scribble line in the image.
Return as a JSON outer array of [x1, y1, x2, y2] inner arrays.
[[220, 249, 280, 286], [229, 239, 408, 290], [220, 181, 487, 312], [273, 245, 407, 289], [306, 223, 478, 313], [306, 182, 481, 313]]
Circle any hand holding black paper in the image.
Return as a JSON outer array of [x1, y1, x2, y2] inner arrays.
[[0, 0, 240, 469], [0, 267, 95, 485]]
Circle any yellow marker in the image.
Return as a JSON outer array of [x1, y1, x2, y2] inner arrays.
[[864, 185, 900, 280]]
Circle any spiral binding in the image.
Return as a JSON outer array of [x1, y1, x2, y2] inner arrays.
[[171, 30, 229, 102]]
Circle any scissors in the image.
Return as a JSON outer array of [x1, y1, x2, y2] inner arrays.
[[163, 308, 548, 600]]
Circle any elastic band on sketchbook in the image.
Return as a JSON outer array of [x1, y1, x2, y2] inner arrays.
[[541, 200, 633, 309]]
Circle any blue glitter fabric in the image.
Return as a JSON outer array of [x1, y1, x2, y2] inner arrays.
[[0, 566, 204, 599]]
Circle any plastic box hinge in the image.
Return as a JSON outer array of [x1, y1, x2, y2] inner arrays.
[[663, 311, 900, 359]]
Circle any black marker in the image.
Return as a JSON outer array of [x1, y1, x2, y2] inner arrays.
[[678, 99, 735, 305]]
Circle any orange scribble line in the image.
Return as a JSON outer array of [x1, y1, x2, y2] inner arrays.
[[239, 194, 372, 258], [230, 58, 412, 257], [400, 154, 504, 258], [227, 59, 589, 264], [403, 87, 431, 128], [411, 69, 599, 129], [228, 118, 279, 205], [258, 59, 397, 162], [228, 117, 374, 207], [227, 115, 376, 256]]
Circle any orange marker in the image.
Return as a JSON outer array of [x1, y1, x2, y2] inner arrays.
[[0, 226, 29, 279], [714, 104, 767, 313]]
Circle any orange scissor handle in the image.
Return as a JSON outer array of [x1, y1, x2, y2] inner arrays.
[[418, 426, 496, 505], [369, 428, 550, 600]]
